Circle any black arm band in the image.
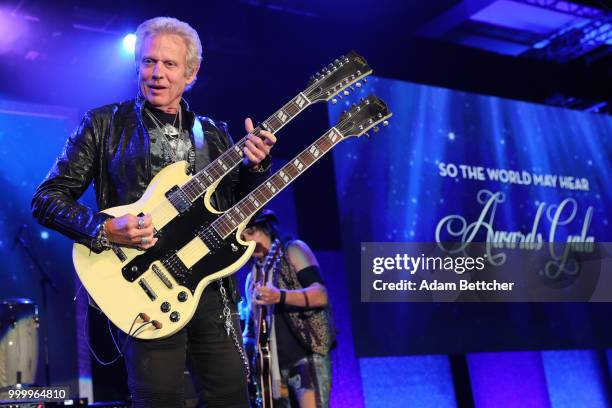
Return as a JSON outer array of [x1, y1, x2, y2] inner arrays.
[[296, 265, 324, 287], [279, 289, 286, 305]]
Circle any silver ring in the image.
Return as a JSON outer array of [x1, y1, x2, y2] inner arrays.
[[141, 236, 149, 244], [255, 293, 262, 300], [137, 218, 145, 229]]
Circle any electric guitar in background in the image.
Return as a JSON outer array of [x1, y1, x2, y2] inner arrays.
[[73, 94, 392, 339], [250, 239, 282, 408]]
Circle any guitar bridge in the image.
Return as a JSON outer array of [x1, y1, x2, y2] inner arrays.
[[152, 264, 173, 289]]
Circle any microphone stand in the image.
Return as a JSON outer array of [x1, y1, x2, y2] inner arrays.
[[14, 224, 57, 387]]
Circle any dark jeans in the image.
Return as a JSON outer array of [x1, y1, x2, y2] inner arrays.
[[118, 285, 249, 408]]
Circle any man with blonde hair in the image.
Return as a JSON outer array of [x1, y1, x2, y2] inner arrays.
[[32, 16, 276, 408]]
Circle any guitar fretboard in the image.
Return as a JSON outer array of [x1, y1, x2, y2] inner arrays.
[[211, 127, 345, 238], [178, 93, 312, 202]]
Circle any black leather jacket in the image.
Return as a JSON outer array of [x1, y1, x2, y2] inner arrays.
[[32, 96, 270, 302]]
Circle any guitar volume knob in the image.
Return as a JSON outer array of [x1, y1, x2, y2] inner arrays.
[[170, 311, 181, 322]]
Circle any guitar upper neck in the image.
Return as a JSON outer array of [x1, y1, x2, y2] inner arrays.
[[212, 127, 345, 239], [179, 93, 313, 201]]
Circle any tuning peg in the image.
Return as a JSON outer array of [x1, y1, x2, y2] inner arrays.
[[355, 82, 362, 88], [364, 132, 370, 138], [334, 59, 340, 64], [383, 120, 389, 126], [373, 127, 380, 133], [337, 94, 343, 100], [331, 98, 338, 104], [343, 90, 350, 96], [350, 86, 355, 91], [363, 78, 367, 83]]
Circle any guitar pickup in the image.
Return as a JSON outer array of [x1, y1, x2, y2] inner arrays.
[[165, 186, 192, 214], [138, 278, 157, 301], [161, 253, 191, 285], [112, 244, 127, 262]]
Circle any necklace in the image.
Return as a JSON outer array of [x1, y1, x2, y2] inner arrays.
[[145, 107, 181, 138], [145, 107, 185, 164]]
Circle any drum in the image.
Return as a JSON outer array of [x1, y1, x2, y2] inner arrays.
[[0, 298, 39, 387]]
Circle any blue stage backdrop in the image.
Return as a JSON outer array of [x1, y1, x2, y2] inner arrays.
[[329, 77, 612, 356]]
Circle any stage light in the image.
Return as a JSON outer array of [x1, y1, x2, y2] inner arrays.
[[40, 231, 49, 240], [533, 39, 550, 49], [0, 9, 27, 54], [122, 33, 136, 54]]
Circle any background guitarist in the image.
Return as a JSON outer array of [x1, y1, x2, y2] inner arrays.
[[241, 210, 335, 408], [31, 16, 276, 408]]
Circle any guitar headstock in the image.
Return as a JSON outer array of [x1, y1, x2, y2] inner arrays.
[[262, 239, 283, 272], [335, 94, 392, 139], [304, 50, 372, 103]]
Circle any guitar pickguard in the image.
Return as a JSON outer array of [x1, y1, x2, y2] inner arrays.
[[122, 198, 248, 293]]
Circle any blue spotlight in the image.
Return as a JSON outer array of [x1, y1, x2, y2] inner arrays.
[[40, 231, 49, 240], [122, 33, 136, 54], [533, 39, 550, 49]]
